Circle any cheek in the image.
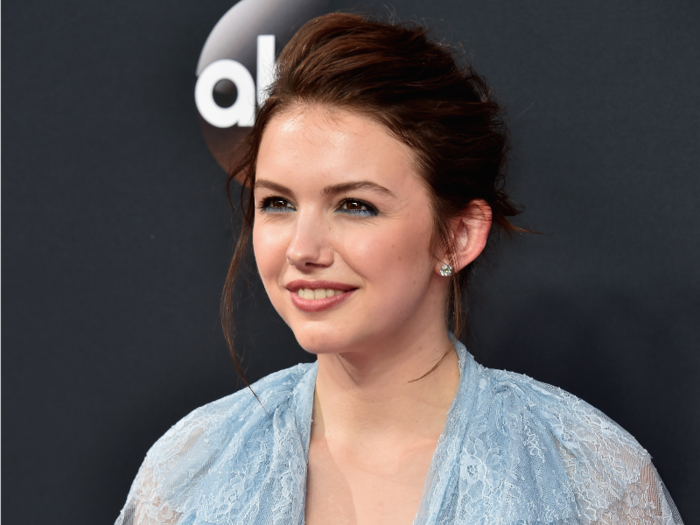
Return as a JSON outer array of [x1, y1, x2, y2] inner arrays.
[[252, 221, 287, 283], [338, 216, 434, 287]]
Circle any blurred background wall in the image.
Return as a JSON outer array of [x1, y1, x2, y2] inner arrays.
[[3, 0, 699, 523]]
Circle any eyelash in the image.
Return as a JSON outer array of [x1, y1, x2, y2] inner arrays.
[[257, 197, 379, 217], [337, 198, 378, 216], [258, 197, 296, 213]]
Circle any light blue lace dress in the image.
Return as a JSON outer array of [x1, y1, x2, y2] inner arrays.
[[116, 341, 684, 524]]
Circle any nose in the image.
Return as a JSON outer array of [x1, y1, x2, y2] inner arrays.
[[286, 211, 334, 270]]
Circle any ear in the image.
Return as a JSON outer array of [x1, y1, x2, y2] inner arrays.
[[435, 199, 492, 275]]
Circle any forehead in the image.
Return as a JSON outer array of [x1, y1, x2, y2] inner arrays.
[[256, 105, 421, 189]]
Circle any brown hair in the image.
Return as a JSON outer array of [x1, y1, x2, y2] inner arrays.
[[222, 13, 522, 379]]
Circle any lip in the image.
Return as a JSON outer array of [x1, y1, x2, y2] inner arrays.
[[285, 280, 357, 292], [286, 280, 358, 313]]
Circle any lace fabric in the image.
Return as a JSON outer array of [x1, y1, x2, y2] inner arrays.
[[116, 342, 684, 524]]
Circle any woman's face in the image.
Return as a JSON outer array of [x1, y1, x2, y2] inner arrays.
[[253, 105, 446, 355]]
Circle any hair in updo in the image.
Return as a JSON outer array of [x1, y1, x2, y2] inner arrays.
[[222, 13, 522, 378]]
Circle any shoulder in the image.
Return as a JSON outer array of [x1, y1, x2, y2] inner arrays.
[[147, 362, 315, 467], [473, 364, 657, 521], [481, 366, 649, 462], [116, 362, 316, 524]]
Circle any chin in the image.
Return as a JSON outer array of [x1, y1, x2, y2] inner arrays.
[[287, 319, 360, 355], [292, 327, 347, 355]]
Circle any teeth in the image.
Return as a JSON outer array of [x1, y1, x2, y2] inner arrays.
[[296, 288, 343, 300]]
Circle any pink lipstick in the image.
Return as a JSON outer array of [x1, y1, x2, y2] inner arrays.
[[286, 280, 357, 312]]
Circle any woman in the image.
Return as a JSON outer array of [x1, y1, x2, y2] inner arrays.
[[117, 13, 683, 525]]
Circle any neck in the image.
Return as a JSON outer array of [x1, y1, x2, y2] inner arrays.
[[311, 325, 460, 448]]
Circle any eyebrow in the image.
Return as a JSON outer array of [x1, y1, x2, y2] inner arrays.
[[254, 179, 293, 195], [322, 181, 395, 197], [254, 179, 395, 198]]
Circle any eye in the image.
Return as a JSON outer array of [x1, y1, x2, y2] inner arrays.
[[336, 198, 378, 217], [259, 196, 296, 213]]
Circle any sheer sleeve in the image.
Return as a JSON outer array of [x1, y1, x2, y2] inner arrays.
[[592, 459, 683, 525], [547, 389, 684, 525], [115, 425, 211, 525], [113, 363, 317, 525], [115, 457, 182, 525], [114, 399, 239, 525]]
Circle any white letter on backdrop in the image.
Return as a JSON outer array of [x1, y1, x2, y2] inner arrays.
[[257, 35, 276, 107], [195, 59, 255, 128]]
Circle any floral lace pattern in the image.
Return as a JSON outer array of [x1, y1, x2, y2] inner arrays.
[[116, 342, 683, 524]]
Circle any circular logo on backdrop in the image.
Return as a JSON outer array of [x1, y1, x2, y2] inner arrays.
[[195, 0, 333, 174]]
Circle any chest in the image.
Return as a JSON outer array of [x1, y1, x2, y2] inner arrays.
[[304, 436, 438, 525]]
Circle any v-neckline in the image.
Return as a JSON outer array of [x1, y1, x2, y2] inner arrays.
[[295, 341, 478, 525]]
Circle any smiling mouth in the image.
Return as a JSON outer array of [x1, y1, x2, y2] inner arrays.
[[295, 288, 345, 300], [286, 280, 358, 311]]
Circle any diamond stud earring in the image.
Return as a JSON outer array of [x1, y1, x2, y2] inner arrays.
[[439, 264, 453, 277]]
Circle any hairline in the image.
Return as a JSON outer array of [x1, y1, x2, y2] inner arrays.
[[257, 98, 454, 264]]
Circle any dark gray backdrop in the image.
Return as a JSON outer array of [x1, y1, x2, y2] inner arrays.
[[3, 1, 699, 523]]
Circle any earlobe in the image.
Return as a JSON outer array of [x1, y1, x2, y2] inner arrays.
[[439, 264, 453, 277]]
